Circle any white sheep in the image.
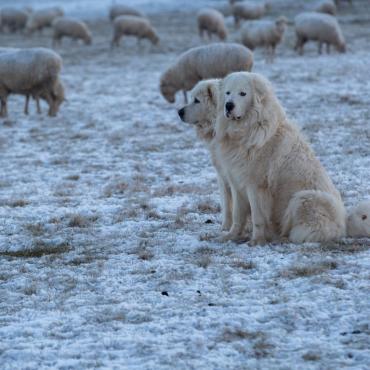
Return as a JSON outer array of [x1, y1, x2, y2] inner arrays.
[[0, 48, 65, 117], [27, 7, 64, 34], [160, 43, 253, 103], [314, 0, 337, 15], [0, 8, 28, 33], [109, 4, 144, 22], [347, 200, 370, 238], [197, 8, 227, 41], [232, 1, 267, 28], [52, 17, 92, 46], [294, 12, 346, 55], [241, 16, 287, 62], [111, 15, 159, 48]]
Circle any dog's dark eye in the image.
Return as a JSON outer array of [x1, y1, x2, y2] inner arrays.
[[226, 91, 230, 95], [362, 215, 367, 220], [194, 98, 200, 104], [240, 92, 246, 96]]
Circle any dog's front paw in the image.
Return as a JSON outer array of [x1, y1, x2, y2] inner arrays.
[[216, 231, 246, 243], [250, 237, 268, 246], [221, 220, 232, 232]]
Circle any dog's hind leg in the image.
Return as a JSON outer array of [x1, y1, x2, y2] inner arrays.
[[282, 190, 346, 243]]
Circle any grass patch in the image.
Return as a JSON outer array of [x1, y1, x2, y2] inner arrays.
[[1, 241, 71, 258], [281, 260, 338, 278]]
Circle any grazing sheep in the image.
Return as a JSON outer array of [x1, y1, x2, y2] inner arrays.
[[294, 12, 346, 55], [111, 16, 159, 48], [0, 8, 28, 33], [314, 0, 337, 15], [27, 7, 64, 34], [52, 18, 92, 46], [197, 8, 227, 41], [160, 43, 253, 103], [241, 16, 287, 62], [232, 1, 267, 28], [0, 48, 64, 117], [109, 4, 143, 21]]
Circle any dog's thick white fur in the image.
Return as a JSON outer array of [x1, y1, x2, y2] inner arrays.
[[178, 79, 251, 240], [216, 71, 346, 244]]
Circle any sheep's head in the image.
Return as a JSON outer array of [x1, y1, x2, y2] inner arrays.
[[149, 31, 160, 45], [347, 200, 370, 237], [276, 16, 288, 33], [85, 32, 92, 45], [337, 41, 346, 53], [160, 71, 176, 103], [48, 80, 65, 117]]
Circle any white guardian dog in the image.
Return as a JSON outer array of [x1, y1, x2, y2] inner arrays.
[[178, 79, 251, 240], [215, 71, 346, 244]]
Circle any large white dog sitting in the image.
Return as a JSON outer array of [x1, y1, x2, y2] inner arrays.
[[178, 79, 251, 240], [216, 71, 347, 244]]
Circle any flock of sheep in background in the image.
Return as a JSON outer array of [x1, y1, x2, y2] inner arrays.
[[0, 0, 350, 117]]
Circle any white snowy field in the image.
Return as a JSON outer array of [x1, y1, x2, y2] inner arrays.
[[1, 1, 370, 369]]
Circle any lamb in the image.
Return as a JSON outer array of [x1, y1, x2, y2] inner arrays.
[[160, 43, 253, 103], [27, 7, 64, 34], [197, 8, 227, 41], [0, 8, 28, 33], [52, 17, 92, 46], [111, 16, 159, 48], [314, 0, 337, 15], [241, 16, 287, 62], [294, 12, 346, 55], [109, 4, 144, 22], [0, 48, 65, 117], [232, 1, 267, 28]]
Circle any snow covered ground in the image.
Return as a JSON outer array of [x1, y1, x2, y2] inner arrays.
[[0, 1, 370, 369]]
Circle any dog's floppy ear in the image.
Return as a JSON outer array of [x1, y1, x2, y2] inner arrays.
[[244, 74, 283, 151], [206, 80, 219, 106]]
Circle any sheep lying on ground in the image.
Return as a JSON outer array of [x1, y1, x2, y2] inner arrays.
[[232, 2, 267, 28], [294, 12, 345, 54], [27, 7, 64, 34], [197, 8, 227, 41], [314, 0, 337, 15], [160, 43, 253, 103], [241, 16, 287, 62], [109, 4, 143, 21], [0, 48, 65, 117], [52, 18, 92, 46], [0, 8, 28, 33], [111, 16, 159, 48]]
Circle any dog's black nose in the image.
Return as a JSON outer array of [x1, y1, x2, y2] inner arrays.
[[225, 101, 235, 112], [178, 108, 185, 119]]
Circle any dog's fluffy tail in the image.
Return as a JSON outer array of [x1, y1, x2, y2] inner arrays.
[[282, 190, 346, 243]]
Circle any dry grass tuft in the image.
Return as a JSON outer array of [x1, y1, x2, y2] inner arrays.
[[197, 200, 221, 214], [65, 174, 80, 181], [232, 259, 255, 270], [281, 260, 338, 278], [302, 352, 321, 361], [25, 223, 45, 237], [103, 181, 128, 198], [1, 241, 71, 258], [6, 199, 30, 207], [68, 214, 98, 228]]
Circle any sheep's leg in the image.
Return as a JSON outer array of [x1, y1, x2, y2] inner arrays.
[[36, 97, 41, 114], [0, 97, 8, 117], [326, 43, 331, 54], [271, 45, 276, 63], [207, 31, 212, 41], [24, 95, 29, 115], [318, 41, 323, 54], [183, 90, 188, 104]]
